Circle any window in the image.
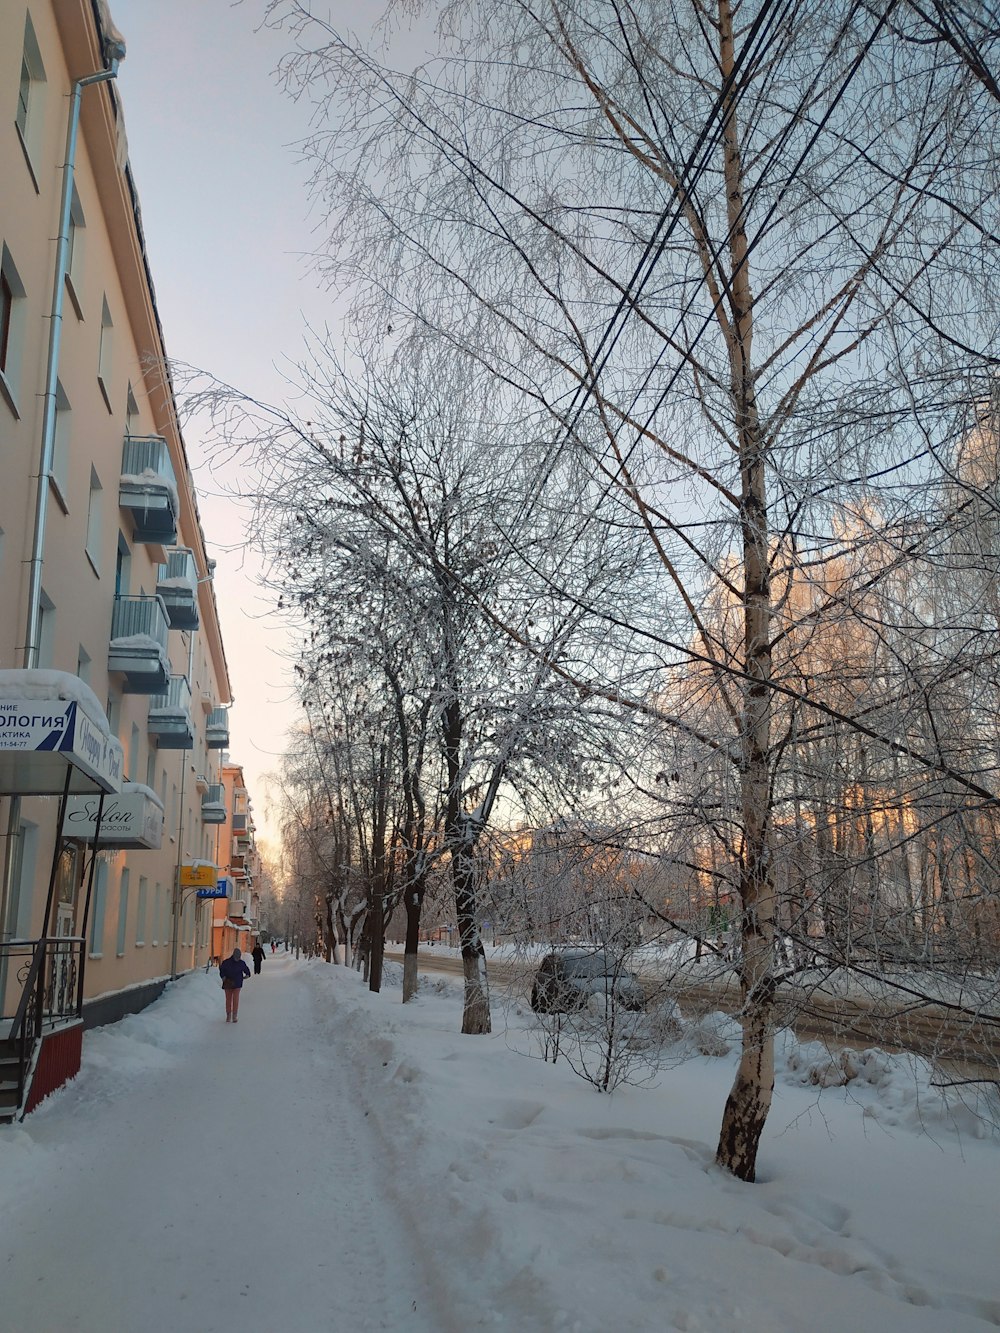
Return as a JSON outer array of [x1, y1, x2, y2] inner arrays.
[[135, 876, 148, 945], [89, 861, 108, 957], [114, 533, 131, 597], [0, 244, 26, 415], [116, 868, 129, 956], [77, 645, 91, 687], [4, 822, 37, 938], [85, 467, 103, 573], [16, 57, 29, 136], [37, 589, 55, 669], [97, 297, 113, 411], [128, 724, 140, 782], [152, 882, 161, 945], [145, 749, 157, 790], [107, 692, 121, 740], [126, 383, 140, 436], [65, 188, 86, 318], [51, 380, 71, 507], [14, 15, 46, 185]]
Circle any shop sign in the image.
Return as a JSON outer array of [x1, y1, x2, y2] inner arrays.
[[63, 787, 163, 848], [0, 699, 123, 791], [180, 862, 217, 888], [197, 879, 229, 899]]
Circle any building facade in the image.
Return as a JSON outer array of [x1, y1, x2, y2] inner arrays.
[[0, 0, 256, 1115]]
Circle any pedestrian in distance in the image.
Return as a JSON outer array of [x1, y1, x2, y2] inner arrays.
[[252, 941, 265, 975], [219, 947, 251, 1022]]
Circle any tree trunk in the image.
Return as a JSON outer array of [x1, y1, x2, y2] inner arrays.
[[714, 0, 775, 1184], [453, 844, 490, 1034], [402, 876, 425, 1003]]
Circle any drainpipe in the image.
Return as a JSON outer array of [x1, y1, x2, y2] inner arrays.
[[22, 35, 127, 668], [1, 37, 126, 950]]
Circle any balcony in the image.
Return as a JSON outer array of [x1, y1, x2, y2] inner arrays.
[[232, 812, 248, 834], [201, 783, 227, 824], [120, 435, 178, 549], [205, 707, 229, 749], [156, 548, 199, 630], [147, 675, 194, 749], [108, 595, 170, 693]]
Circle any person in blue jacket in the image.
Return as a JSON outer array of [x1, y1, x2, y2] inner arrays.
[[219, 947, 251, 1023]]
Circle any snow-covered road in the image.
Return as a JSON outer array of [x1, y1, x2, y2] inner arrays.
[[0, 955, 449, 1333], [3, 952, 1000, 1332]]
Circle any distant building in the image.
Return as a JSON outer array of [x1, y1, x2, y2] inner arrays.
[[211, 762, 262, 962], [0, 0, 257, 1117]]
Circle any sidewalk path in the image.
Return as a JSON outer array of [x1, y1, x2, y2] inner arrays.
[[0, 956, 449, 1333]]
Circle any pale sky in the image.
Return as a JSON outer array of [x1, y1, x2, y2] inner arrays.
[[111, 1, 386, 848]]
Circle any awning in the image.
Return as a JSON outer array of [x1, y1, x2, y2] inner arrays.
[[0, 670, 124, 795]]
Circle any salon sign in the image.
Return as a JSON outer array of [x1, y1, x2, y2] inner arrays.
[[63, 786, 163, 849]]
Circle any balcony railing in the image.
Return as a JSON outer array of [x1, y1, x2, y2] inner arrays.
[[205, 707, 230, 749], [202, 783, 227, 824], [120, 435, 178, 547], [156, 548, 199, 630], [147, 675, 194, 749], [108, 595, 170, 693]]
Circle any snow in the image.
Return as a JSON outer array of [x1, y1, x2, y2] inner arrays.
[[1, 954, 999, 1332], [119, 780, 165, 809], [108, 632, 168, 653], [0, 667, 114, 735], [120, 468, 180, 512]]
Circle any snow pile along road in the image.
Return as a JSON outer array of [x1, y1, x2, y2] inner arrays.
[[1, 953, 999, 1332]]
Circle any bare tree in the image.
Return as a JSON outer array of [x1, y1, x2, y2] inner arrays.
[[259, 0, 1000, 1180]]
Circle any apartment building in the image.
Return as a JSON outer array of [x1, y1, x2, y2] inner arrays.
[[0, 0, 252, 1116], [211, 761, 262, 963]]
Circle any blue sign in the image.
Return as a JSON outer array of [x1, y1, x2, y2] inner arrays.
[[197, 879, 228, 900]]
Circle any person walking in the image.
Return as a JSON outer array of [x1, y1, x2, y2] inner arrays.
[[251, 942, 265, 975], [219, 948, 251, 1022]]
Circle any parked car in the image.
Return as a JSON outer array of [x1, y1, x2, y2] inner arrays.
[[529, 949, 645, 1014]]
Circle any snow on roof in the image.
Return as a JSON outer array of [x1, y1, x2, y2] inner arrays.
[[120, 781, 164, 810], [0, 668, 112, 736]]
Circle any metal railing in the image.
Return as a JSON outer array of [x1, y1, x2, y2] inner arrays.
[[2, 937, 85, 1118], [158, 547, 197, 586], [205, 707, 230, 747], [110, 594, 170, 651], [148, 674, 193, 717], [122, 433, 176, 485]]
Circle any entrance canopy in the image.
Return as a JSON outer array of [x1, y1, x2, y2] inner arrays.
[[0, 670, 124, 795]]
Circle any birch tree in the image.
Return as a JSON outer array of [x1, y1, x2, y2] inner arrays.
[[260, 0, 1000, 1179]]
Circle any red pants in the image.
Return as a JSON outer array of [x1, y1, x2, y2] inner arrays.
[[225, 986, 242, 1020]]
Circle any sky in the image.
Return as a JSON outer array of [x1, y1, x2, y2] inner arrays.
[[2, 948, 999, 1330], [109, 1, 389, 849]]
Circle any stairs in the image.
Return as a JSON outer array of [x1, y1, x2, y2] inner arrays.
[[0, 1034, 25, 1123]]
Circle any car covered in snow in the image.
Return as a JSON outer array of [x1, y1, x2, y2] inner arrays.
[[529, 949, 646, 1014]]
